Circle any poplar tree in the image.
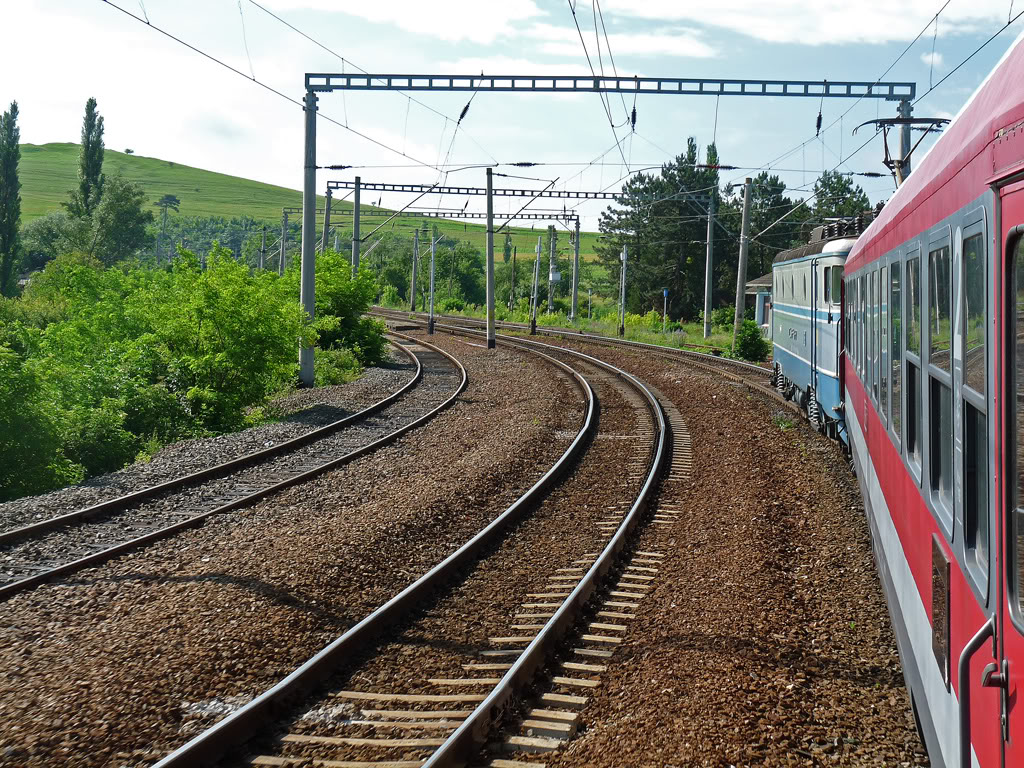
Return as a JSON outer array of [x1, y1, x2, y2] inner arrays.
[[65, 97, 105, 219], [0, 100, 21, 296]]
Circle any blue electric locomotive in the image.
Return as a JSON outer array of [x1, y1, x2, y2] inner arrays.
[[770, 221, 868, 443]]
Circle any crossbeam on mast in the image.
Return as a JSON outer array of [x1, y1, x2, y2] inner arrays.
[[326, 180, 617, 200], [306, 74, 915, 101]]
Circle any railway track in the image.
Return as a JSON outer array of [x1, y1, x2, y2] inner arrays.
[[0, 333, 466, 602], [152, 327, 670, 768]]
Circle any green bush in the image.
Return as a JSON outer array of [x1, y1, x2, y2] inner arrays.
[[379, 283, 401, 308], [61, 404, 140, 477], [315, 347, 362, 386], [710, 306, 733, 327], [439, 297, 465, 312], [734, 319, 771, 362]]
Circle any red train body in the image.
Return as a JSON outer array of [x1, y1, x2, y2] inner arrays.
[[842, 31, 1024, 768]]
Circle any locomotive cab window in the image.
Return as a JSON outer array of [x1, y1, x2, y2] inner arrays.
[[832, 268, 843, 307], [824, 266, 831, 304]]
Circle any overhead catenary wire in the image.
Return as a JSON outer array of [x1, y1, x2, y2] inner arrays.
[[98, 0, 442, 170]]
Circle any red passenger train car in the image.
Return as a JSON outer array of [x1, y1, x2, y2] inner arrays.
[[842, 31, 1024, 768]]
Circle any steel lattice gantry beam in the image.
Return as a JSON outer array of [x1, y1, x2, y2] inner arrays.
[[306, 73, 915, 101], [285, 206, 577, 222], [326, 180, 619, 200], [296, 72, 919, 382]]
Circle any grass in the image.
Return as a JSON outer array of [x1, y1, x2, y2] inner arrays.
[[19, 142, 602, 259]]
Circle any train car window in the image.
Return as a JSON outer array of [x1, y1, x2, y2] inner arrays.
[[965, 402, 989, 572], [892, 262, 903, 442], [1012, 237, 1024, 619], [870, 270, 878, 400], [964, 233, 986, 395], [832, 268, 843, 306], [930, 245, 953, 373], [908, 362, 922, 465], [859, 275, 866, 374], [930, 377, 953, 508], [908, 257, 921, 356], [881, 265, 889, 423], [803, 273, 807, 302], [824, 266, 831, 304]]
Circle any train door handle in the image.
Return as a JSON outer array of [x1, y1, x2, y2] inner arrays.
[[981, 660, 1010, 742]]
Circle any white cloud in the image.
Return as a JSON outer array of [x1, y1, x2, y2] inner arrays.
[[921, 51, 944, 68], [603, 0, 1012, 45], [265, 0, 546, 43], [524, 22, 716, 59]]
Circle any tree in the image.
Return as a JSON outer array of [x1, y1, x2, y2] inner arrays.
[[812, 170, 870, 219], [0, 100, 21, 296], [153, 193, 181, 264], [88, 174, 154, 265], [65, 97, 105, 219]]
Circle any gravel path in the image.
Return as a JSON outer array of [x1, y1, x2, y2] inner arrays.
[[499, 339, 927, 767], [0, 347, 416, 534], [0, 332, 579, 768]]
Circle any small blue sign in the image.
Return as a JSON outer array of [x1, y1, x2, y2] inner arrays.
[[663, 288, 669, 297]]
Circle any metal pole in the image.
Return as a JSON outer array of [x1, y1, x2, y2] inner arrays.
[[571, 218, 580, 322], [352, 176, 361, 277], [321, 187, 333, 254], [703, 194, 715, 338], [897, 99, 913, 183], [485, 168, 496, 349], [588, 288, 592, 319], [334, 231, 339, 251], [530, 236, 541, 334], [547, 226, 556, 314], [663, 288, 668, 333], [298, 89, 318, 387], [614, 246, 622, 335], [733, 177, 753, 351], [428, 233, 436, 334], [510, 246, 516, 309], [259, 226, 266, 270], [411, 229, 419, 312], [279, 211, 288, 276]]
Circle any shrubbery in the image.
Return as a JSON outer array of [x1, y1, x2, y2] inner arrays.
[[0, 245, 384, 501], [733, 319, 771, 362]]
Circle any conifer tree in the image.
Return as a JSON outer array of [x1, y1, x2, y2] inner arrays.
[[65, 97, 105, 219], [0, 100, 21, 296]]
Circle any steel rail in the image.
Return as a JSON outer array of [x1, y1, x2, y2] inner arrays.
[[153, 339, 596, 768], [0, 337, 421, 549], [0, 332, 466, 603], [421, 326, 668, 767]]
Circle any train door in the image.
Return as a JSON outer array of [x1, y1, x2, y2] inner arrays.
[[811, 259, 819, 414], [1001, 179, 1024, 768]]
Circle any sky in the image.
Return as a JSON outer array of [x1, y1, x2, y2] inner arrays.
[[3, 0, 1024, 232]]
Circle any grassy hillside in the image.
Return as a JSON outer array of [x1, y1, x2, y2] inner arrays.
[[19, 143, 602, 259]]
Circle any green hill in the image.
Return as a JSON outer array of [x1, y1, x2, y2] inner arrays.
[[18, 143, 601, 259]]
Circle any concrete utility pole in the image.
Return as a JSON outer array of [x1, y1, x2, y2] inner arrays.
[[259, 226, 266, 270], [428, 231, 436, 334], [571, 218, 580, 322], [352, 176, 361, 278], [531, 236, 541, 334], [703, 195, 714, 338], [411, 229, 419, 312], [547, 226, 556, 313], [618, 245, 628, 337], [279, 210, 288, 276], [321, 187, 333, 254], [733, 178, 753, 352], [298, 88, 318, 387], [485, 167, 496, 349], [898, 99, 913, 183]]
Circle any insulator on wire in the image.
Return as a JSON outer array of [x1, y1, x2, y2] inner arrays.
[[459, 103, 470, 123], [815, 112, 822, 137], [631, 106, 637, 131]]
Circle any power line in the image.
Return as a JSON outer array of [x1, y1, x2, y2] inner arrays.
[[98, 0, 442, 170]]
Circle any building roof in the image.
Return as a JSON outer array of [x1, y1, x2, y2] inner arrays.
[[745, 272, 772, 295]]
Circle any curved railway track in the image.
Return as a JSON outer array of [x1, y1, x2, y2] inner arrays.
[[152, 327, 670, 768], [0, 333, 466, 602]]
